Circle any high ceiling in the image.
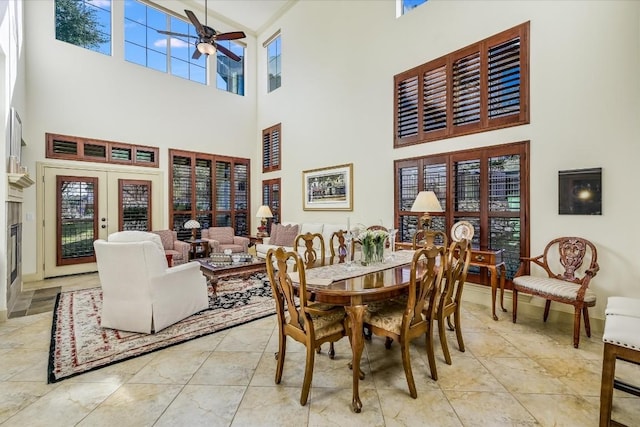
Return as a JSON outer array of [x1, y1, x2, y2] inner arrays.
[[181, 0, 297, 35]]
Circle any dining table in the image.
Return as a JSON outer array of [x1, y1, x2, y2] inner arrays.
[[291, 250, 419, 413]]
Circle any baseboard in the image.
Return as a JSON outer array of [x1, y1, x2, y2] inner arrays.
[[462, 283, 605, 335], [0, 309, 7, 323], [22, 272, 41, 284]]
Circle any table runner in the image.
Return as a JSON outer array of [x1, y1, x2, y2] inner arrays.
[[290, 250, 416, 286]]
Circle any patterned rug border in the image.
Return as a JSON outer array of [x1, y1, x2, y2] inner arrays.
[[48, 273, 274, 383]]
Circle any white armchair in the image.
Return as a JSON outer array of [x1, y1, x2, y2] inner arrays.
[[93, 231, 209, 334]]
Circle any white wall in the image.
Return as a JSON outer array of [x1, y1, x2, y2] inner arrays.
[[7, 0, 639, 322], [21, 1, 258, 275], [0, 0, 26, 316], [256, 0, 640, 319]]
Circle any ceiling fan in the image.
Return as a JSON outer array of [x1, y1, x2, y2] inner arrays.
[[157, 1, 246, 61]]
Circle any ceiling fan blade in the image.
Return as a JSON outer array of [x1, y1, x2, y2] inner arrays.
[[215, 43, 241, 62], [185, 9, 205, 36], [157, 30, 197, 39], [215, 31, 246, 41], [192, 48, 202, 60]]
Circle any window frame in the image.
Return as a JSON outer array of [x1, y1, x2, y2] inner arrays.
[[262, 123, 282, 173], [169, 149, 251, 240], [264, 31, 282, 92], [262, 178, 281, 232], [394, 22, 529, 148], [394, 141, 530, 287]]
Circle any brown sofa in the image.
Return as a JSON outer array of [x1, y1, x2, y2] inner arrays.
[[201, 227, 250, 254]]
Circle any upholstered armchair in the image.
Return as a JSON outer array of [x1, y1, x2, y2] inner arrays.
[[201, 226, 249, 253], [94, 231, 209, 334], [150, 230, 190, 265]]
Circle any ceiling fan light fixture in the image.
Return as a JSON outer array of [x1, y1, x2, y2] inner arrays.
[[197, 42, 216, 56]]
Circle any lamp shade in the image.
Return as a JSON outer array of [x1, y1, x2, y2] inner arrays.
[[197, 42, 216, 56], [410, 191, 443, 213], [183, 219, 201, 229], [256, 205, 273, 218]]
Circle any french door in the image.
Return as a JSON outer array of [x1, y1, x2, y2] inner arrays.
[[43, 166, 162, 278]]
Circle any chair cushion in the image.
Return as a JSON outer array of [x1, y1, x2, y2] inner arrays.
[[603, 314, 640, 350], [364, 300, 415, 335], [605, 296, 640, 318], [207, 227, 234, 244], [513, 275, 596, 303], [308, 310, 346, 340], [219, 243, 245, 253], [271, 224, 299, 247]]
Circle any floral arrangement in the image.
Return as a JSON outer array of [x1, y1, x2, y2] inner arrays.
[[358, 229, 388, 265]]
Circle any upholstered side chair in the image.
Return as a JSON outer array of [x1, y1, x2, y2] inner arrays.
[[512, 236, 600, 348], [150, 229, 190, 265], [201, 226, 249, 253]]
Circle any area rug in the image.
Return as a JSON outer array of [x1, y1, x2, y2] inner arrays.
[[48, 272, 274, 383]]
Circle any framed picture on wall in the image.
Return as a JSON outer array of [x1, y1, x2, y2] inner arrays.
[[303, 163, 353, 211], [558, 167, 602, 215]]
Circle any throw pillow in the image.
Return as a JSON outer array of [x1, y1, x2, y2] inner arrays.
[[271, 224, 299, 247]]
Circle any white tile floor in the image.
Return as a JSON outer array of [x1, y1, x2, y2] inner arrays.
[[1, 275, 639, 426]]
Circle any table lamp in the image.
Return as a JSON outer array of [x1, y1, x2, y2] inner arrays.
[[410, 191, 443, 248], [184, 219, 201, 241], [255, 205, 273, 237]]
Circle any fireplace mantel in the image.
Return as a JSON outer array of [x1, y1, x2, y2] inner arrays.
[[7, 173, 34, 202]]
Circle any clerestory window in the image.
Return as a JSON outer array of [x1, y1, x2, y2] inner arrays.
[[265, 32, 281, 92], [55, 0, 112, 55], [125, 0, 206, 85], [216, 40, 245, 95]]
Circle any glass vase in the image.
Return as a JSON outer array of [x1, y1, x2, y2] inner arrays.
[[362, 241, 375, 265]]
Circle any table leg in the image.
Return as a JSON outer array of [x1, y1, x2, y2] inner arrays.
[[490, 266, 498, 321], [345, 304, 365, 413], [499, 263, 507, 313]]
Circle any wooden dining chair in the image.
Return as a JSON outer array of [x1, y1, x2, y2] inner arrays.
[[329, 230, 349, 264], [412, 228, 448, 249], [265, 247, 349, 406], [294, 232, 326, 269], [363, 246, 446, 397], [435, 238, 472, 365]]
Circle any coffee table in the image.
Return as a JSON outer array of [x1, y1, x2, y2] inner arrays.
[[191, 257, 267, 290]]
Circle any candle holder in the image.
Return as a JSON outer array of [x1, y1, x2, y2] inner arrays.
[[387, 228, 398, 261], [344, 230, 354, 270]]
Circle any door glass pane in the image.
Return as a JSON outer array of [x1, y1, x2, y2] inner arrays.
[[58, 176, 97, 265], [120, 180, 150, 231]]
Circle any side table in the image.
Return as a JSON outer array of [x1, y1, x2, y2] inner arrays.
[[469, 249, 507, 321], [187, 239, 210, 260], [248, 235, 264, 247]]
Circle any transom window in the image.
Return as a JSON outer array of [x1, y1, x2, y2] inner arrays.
[[125, 0, 206, 85], [265, 32, 282, 92], [216, 40, 245, 95], [394, 22, 529, 147], [55, 0, 112, 55]]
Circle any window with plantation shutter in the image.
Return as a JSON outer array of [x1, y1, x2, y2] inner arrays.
[[169, 149, 250, 240], [262, 178, 281, 233], [394, 141, 529, 288], [262, 123, 281, 173], [394, 22, 529, 147]]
